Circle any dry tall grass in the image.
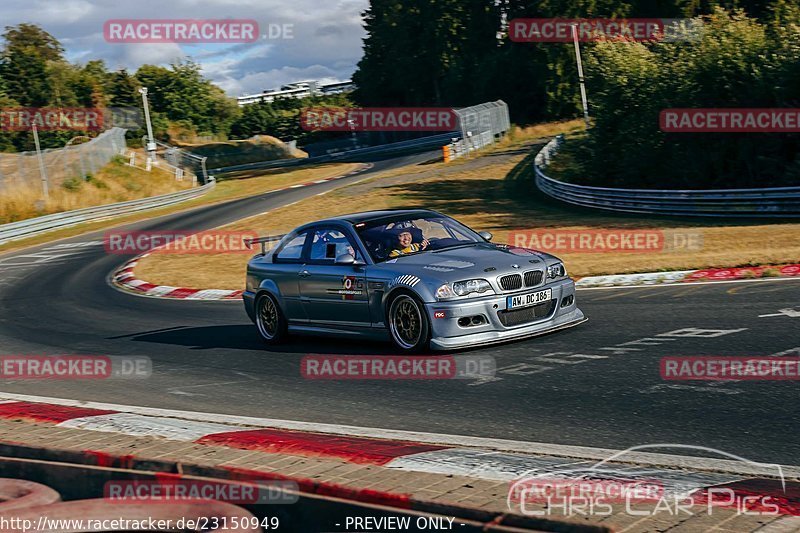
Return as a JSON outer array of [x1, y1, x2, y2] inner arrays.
[[136, 122, 800, 290], [0, 157, 192, 224]]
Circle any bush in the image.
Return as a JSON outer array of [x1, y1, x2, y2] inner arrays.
[[86, 174, 108, 189], [61, 176, 82, 191], [567, 8, 800, 189]]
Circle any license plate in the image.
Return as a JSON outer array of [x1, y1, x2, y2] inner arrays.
[[506, 289, 552, 310]]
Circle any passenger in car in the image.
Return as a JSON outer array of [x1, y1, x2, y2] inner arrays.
[[388, 230, 429, 257]]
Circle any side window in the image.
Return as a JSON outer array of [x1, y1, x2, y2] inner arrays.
[[274, 231, 308, 262], [309, 229, 361, 263]]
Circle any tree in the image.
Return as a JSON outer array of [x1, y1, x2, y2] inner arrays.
[[135, 61, 240, 138], [353, 0, 413, 106], [355, 0, 500, 107], [107, 69, 140, 106], [567, 8, 800, 188], [352, 0, 775, 124], [230, 100, 279, 138], [0, 24, 251, 148], [0, 73, 19, 151], [0, 23, 64, 106], [80, 59, 110, 107]]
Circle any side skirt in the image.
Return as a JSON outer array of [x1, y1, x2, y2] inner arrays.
[[288, 323, 389, 342]]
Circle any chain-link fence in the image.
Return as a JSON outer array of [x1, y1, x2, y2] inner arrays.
[[0, 128, 127, 193], [445, 101, 511, 161]]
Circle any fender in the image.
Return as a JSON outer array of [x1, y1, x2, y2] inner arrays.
[[243, 279, 283, 324], [257, 278, 282, 301], [382, 275, 437, 307], [382, 286, 430, 325]]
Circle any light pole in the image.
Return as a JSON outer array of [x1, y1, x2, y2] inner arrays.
[[139, 87, 157, 160], [571, 24, 590, 126]]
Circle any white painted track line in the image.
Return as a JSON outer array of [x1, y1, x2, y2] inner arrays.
[[58, 412, 237, 441], [388, 449, 742, 497]]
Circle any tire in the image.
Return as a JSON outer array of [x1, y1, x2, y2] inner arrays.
[[387, 292, 431, 353], [255, 292, 287, 344]]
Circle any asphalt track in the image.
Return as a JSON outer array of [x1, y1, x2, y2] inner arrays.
[[0, 151, 798, 466]]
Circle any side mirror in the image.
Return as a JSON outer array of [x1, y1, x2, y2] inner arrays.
[[335, 253, 356, 265], [478, 231, 493, 241]]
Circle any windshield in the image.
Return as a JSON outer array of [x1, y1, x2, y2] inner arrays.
[[355, 215, 483, 263]]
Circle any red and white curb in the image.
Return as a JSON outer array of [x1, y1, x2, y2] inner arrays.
[[0, 395, 797, 513], [112, 253, 244, 300], [107, 159, 800, 300], [110, 163, 373, 300], [575, 263, 800, 288], [0, 399, 446, 467], [116, 258, 800, 301]]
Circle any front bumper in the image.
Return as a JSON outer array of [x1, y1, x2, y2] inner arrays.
[[425, 278, 585, 351]]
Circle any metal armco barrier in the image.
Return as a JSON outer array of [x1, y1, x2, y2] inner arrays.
[[144, 137, 210, 185], [0, 178, 215, 245], [210, 132, 457, 176], [535, 135, 800, 217]]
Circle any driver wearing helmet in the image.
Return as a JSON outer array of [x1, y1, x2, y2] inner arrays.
[[389, 230, 429, 258]]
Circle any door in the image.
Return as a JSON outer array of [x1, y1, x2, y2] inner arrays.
[[299, 227, 371, 325], [270, 230, 310, 321]]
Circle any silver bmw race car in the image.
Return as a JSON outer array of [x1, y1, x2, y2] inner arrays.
[[243, 209, 586, 352]]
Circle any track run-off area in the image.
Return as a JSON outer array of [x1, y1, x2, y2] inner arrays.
[[0, 151, 798, 469]]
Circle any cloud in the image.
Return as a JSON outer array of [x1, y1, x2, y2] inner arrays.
[[0, 0, 366, 94]]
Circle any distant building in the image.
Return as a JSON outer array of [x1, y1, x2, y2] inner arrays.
[[237, 80, 355, 106], [318, 80, 356, 96]]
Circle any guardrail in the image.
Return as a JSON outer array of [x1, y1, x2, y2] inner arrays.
[[445, 130, 495, 161], [210, 100, 511, 176], [209, 132, 456, 176], [0, 179, 216, 245], [535, 135, 800, 217]]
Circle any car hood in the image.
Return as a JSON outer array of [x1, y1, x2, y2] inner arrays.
[[371, 243, 560, 282]]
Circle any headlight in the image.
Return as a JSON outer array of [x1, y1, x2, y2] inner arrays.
[[435, 284, 457, 299], [436, 279, 493, 300], [547, 263, 567, 279]]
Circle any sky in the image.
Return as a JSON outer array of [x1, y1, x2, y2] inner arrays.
[[0, 0, 368, 96]]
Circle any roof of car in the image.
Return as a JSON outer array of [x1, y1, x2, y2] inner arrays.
[[315, 209, 442, 225]]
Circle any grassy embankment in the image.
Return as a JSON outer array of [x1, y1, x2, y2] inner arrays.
[[0, 158, 362, 254], [135, 119, 799, 290]]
